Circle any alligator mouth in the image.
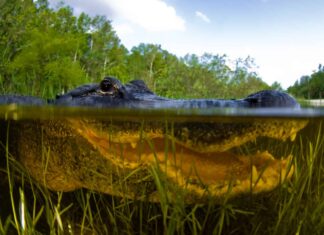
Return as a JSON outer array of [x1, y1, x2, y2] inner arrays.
[[68, 119, 298, 200]]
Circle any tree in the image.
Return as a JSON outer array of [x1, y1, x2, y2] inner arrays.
[[270, 82, 283, 91], [127, 44, 168, 92], [0, 0, 35, 90], [80, 15, 128, 82], [309, 69, 324, 99], [288, 65, 324, 99], [227, 57, 268, 98], [7, 3, 88, 96]]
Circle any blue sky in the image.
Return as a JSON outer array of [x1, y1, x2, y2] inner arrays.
[[49, 0, 324, 89]]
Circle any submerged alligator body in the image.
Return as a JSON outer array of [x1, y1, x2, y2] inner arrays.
[[0, 77, 307, 202]]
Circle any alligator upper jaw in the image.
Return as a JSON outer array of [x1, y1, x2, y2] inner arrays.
[[70, 120, 294, 200]]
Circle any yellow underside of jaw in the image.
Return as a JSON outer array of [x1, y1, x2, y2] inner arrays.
[[69, 119, 295, 200]]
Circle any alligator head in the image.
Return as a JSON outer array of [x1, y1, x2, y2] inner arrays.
[[53, 76, 300, 109]]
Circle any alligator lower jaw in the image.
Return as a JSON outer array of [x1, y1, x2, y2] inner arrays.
[[75, 126, 294, 201]]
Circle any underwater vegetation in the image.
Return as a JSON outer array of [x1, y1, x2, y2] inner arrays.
[[0, 111, 323, 235]]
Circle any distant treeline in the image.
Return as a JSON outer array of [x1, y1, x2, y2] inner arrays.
[[0, 0, 299, 99], [287, 65, 324, 99]]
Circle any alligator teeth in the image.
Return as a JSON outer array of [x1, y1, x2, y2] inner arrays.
[[130, 142, 137, 149], [252, 165, 258, 183], [290, 133, 297, 141]]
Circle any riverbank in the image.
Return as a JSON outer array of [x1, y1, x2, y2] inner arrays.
[[306, 99, 324, 106]]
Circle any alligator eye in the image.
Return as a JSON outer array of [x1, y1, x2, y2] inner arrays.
[[100, 79, 118, 95]]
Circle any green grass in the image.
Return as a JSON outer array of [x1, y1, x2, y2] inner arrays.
[[0, 121, 323, 235]]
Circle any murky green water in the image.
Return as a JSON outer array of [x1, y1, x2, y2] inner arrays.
[[0, 105, 323, 233]]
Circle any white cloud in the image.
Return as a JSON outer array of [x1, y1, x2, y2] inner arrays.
[[49, 0, 185, 32], [195, 11, 211, 23], [113, 23, 134, 37], [225, 44, 324, 89], [49, 0, 115, 17], [108, 0, 185, 32]]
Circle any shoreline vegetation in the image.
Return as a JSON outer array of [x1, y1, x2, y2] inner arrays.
[[306, 99, 324, 107], [0, 0, 322, 100]]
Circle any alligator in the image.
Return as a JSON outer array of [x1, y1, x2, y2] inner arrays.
[[0, 77, 308, 202]]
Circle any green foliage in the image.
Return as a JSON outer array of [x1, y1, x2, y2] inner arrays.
[[44, 58, 87, 97], [81, 15, 128, 82], [0, 0, 273, 99], [270, 81, 284, 91], [288, 64, 324, 99], [126, 43, 169, 92], [0, 0, 89, 97], [0, 0, 36, 88]]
